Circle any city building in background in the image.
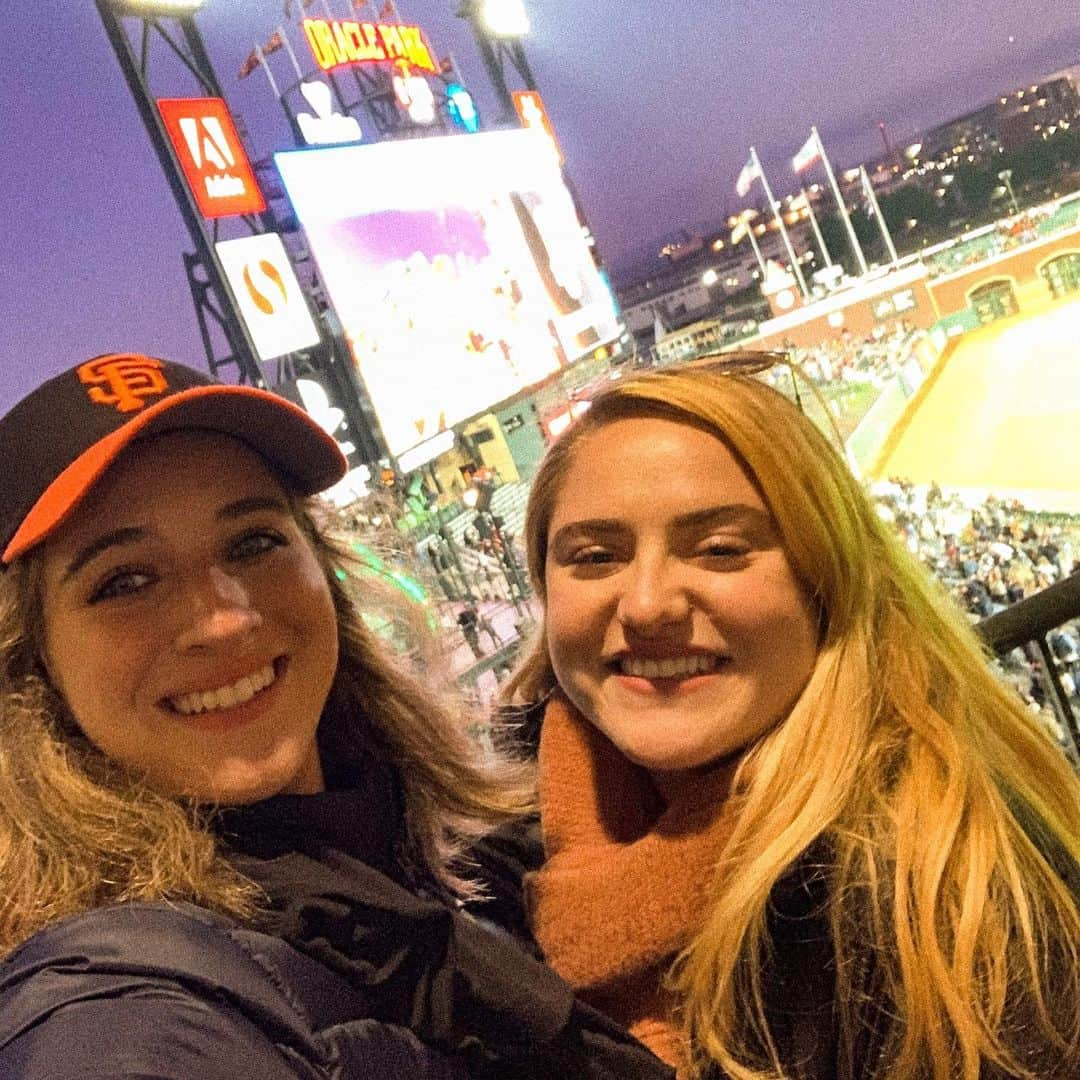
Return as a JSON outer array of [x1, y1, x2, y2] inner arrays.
[[614, 65, 1080, 364], [915, 69, 1080, 172]]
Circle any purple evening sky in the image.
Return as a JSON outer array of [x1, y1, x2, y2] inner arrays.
[[1, 1, 1078, 413]]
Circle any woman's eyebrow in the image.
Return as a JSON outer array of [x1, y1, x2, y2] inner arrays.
[[63, 526, 146, 581], [673, 505, 773, 530], [61, 497, 289, 581], [216, 496, 290, 521], [548, 518, 622, 548], [549, 505, 775, 550]]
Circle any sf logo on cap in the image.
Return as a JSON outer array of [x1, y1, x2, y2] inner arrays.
[[77, 356, 170, 413]]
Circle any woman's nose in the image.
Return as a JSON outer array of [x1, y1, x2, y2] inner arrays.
[[173, 566, 263, 651], [616, 556, 690, 633]]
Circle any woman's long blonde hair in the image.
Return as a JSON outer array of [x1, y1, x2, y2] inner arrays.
[[507, 363, 1080, 1080], [0, 495, 533, 957]]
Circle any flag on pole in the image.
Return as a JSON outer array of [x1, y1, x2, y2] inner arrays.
[[793, 131, 821, 173], [263, 30, 284, 55], [238, 47, 261, 79], [735, 155, 760, 197]]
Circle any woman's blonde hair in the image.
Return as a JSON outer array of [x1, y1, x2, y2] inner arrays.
[[0, 494, 533, 957], [507, 362, 1080, 1080]]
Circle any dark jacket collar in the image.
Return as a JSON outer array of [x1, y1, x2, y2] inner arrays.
[[212, 757, 406, 880]]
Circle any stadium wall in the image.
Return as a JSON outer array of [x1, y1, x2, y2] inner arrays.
[[927, 224, 1080, 316]]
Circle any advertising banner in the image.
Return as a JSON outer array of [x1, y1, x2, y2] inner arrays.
[[215, 233, 321, 361], [276, 130, 620, 457], [511, 91, 563, 164], [158, 97, 265, 218]]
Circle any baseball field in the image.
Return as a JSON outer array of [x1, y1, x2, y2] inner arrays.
[[875, 294, 1080, 513]]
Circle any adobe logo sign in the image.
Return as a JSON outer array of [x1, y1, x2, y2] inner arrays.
[[158, 97, 266, 218]]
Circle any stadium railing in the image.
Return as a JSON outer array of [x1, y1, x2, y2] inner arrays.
[[977, 571, 1080, 762]]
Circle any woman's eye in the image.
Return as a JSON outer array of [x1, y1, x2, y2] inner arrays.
[[89, 568, 156, 604], [700, 539, 749, 559], [571, 547, 615, 565], [229, 529, 287, 561]]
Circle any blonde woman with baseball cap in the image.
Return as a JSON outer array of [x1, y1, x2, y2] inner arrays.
[[0, 354, 672, 1080]]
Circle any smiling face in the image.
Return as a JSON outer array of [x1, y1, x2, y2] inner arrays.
[[39, 431, 338, 804], [543, 416, 819, 775]]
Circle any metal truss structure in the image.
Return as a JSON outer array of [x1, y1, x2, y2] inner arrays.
[[94, 0, 384, 467]]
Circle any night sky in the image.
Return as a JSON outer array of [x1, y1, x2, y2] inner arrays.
[[1, 1, 1078, 413]]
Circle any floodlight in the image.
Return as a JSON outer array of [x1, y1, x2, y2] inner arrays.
[[107, 0, 206, 14], [478, 0, 529, 37]]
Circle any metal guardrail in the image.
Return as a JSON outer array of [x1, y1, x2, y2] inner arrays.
[[977, 571, 1080, 760]]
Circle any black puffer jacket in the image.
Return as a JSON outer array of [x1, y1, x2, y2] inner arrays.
[[0, 769, 673, 1080], [0, 901, 461, 1080]]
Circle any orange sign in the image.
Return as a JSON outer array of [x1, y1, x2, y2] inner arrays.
[[302, 18, 436, 74], [157, 97, 266, 219], [511, 90, 563, 165]]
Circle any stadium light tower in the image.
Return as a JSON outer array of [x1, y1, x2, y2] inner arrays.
[[94, 0, 267, 386], [94, 0, 386, 470], [478, 0, 530, 37], [106, 0, 206, 13], [458, 0, 537, 121]]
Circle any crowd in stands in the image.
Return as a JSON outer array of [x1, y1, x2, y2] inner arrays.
[[787, 321, 919, 386], [873, 478, 1080, 752], [924, 198, 1080, 279]]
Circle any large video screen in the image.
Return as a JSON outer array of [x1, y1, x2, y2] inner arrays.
[[276, 130, 620, 457]]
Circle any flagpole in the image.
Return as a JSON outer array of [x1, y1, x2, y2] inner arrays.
[[802, 187, 833, 269], [861, 166, 899, 267], [751, 146, 810, 301], [255, 45, 281, 99], [741, 215, 768, 282], [277, 25, 304, 82], [814, 126, 868, 276]]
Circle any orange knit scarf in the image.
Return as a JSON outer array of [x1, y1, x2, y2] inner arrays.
[[525, 695, 740, 1076]]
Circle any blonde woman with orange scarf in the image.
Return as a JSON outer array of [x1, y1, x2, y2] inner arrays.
[[501, 363, 1080, 1080]]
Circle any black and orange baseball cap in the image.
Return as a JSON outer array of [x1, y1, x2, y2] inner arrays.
[[0, 353, 348, 564]]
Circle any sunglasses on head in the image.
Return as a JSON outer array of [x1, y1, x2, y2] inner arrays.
[[678, 350, 848, 454]]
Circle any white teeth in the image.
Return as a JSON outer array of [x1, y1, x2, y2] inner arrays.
[[619, 655, 721, 679], [169, 664, 276, 716]]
